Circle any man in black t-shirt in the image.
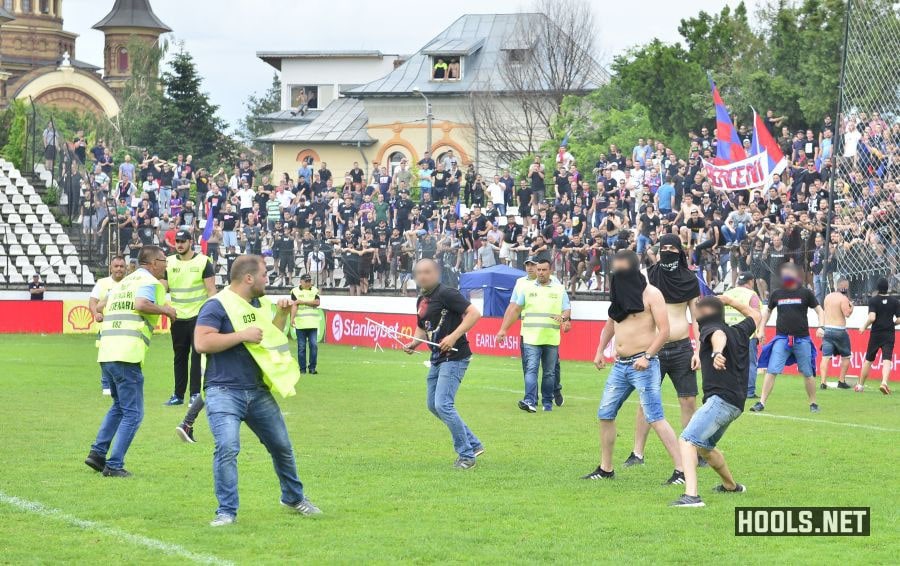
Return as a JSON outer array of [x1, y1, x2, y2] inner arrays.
[[752, 263, 825, 413], [402, 258, 483, 469], [672, 295, 759, 508], [858, 278, 900, 394]]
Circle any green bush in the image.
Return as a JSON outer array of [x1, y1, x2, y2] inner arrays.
[[0, 100, 27, 170]]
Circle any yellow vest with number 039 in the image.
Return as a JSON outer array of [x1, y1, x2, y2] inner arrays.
[[723, 286, 758, 325], [520, 281, 565, 346], [166, 253, 211, 319], [97, 269, 166, 364], [215, 287, 301, 398], [291, 285, 321, 329]]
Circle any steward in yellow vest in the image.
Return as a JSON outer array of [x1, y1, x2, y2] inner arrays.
[[723, 271, 762, 398], [163, 230, 216, 406], [86, 246, 176, 477], [193, 255, 319, 523], [497, 258, 572, 411], [89, 255, 128, 395], [290, 273, 322, 374]]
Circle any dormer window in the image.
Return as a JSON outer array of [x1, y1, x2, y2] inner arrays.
[[431, 56, 461, 81]]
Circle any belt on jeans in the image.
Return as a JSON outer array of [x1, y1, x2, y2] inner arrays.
[[824, 326, 846, 331], [616, 352, 655, 364], [661, 337, 692, 349]]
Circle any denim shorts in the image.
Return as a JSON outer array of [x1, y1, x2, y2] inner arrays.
[[658, 337, 698, 397], [598, 357, 665, 423], [680, 395, 741, 450], [767, 336, 814, 377], [821, 328, 851, 357]]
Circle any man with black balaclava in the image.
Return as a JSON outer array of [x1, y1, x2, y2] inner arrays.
[[670, 295, 760, 508], [627, 234, 701, 479], [582, 250, 684, 484]]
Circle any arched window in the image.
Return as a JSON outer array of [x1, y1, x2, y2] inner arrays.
[[39, 0, 49, 14], [388, 151, 407, 176], [21, 0, 33, 13], [3, 0, 13, 12], [117, 47, 129, 73]]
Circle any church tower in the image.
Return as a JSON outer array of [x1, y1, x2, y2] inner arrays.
[[92, 0, 171, 93]]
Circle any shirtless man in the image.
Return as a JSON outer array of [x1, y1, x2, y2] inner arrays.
[[818, 277, 853, 389], [582, 250, 685, 485], [627, 234, 700, 469]]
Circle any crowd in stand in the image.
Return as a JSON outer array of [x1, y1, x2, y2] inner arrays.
[[65, 109, 899, 299]]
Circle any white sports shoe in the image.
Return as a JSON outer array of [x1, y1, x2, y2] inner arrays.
[[210, 514, 235, 527], [102, 388, 111, 396]]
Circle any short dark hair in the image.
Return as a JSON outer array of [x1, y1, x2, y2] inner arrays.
[[110, 255, 127, 264], [230, 255, 264, 281], [138, 245, 164, 266], [535, 258, 552, 268], [613, 249, 639, 268]]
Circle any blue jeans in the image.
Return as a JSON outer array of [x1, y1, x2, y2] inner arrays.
[[637, 234, 651, 254], [813, 273, 825, 306], [721, 223, 747, 244], [598, 357, 665, 422], [767, 336, 814, 377], [747, 337, 759, 397], [91, 362, 145, 469], [206, 386, 305, 518], [296, 328, 318, 372], [680, 395, 741, 450], [519, 341, 561, 394], [158, 187, 172, 215], [426, 357, 481, 459], [522, 343, 559, 408]]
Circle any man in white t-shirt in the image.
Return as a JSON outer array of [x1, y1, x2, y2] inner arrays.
[[487, 175, 506, 215], [236, 182, 256, 221]]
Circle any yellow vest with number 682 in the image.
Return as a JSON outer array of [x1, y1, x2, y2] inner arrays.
[[166, 253, 211, 319], [520, 281, 565, 346], [214, 287, 301, 398], [291, 286, 321, 329], [98, 269, 166, 364]]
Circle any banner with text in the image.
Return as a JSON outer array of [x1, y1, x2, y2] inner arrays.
[[702, 151, 772, 191]]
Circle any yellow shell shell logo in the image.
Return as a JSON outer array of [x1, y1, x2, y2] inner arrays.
[[68, 305, 95, 331]]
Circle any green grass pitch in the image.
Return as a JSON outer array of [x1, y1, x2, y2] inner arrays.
[[0, 334, 897, 564]]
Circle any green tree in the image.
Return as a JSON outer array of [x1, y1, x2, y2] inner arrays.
[[111, 37, 168, 151], [0, 99, 27, 170], [238, 73, 281, 158], [157, 47, 237, 167]]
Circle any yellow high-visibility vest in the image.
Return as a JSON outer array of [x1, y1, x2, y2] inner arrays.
[[166, 253, 212, 319], [98, 269, 166, 364], [723, 286, 758, 325], [291, 286, 321, 329], [520, 281, 565, 346], [214, 287, 301, 398], [94, 276, 122, 348]]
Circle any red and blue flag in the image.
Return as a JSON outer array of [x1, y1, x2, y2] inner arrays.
[[749, 108, 787, 176], [708, 75, 747, 165]]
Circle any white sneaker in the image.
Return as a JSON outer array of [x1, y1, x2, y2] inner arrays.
[[102, 388, 111, 396], [854, 384, 864, 392], [209, 513, 235, 527]]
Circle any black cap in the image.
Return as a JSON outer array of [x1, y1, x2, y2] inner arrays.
[[300, 273, 312, 281], [175, 230, 192, 241], [524, 256, 538, 265], [737, 271, 754, 284]]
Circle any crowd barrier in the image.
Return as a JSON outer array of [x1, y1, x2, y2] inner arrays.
[[2, 298, 898, 381]]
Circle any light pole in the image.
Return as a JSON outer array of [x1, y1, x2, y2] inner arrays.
[[412, 87, 433, 156]]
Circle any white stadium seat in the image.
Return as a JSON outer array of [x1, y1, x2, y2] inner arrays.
[[7, 213, 21, 223], [33, 256, 48, 267], [26, 244, 41, 256], [66, 255, 80, 267], [18, 204, 33, 215], [0, 193, 8, 204], [15, 256, 30, 267], [49, 224, 63, 235], [62, 245, 77, 256], [31, 224, 45, 235], [38, 234, 53, 245], [64, 274, 79, 285], [56, 234, 70, 245], [3, 233, 17, 245], [8, 244, 23, 255], [28, 194, 42, 205], [45, 245, 60, 255], [21, 185, 35, 195], [35, 204, 49, 215], [42, 214, 55, 225], [47, 255, 63, 267], [20, 264, 35, 276], [25, 214, 39, 225], [14, 224, 27, 235], [57, 264, 72, 276], [45, 272, 61, 284], [1, 203, 14, 214], [82, 271, 95, 285], [8, 272, 24, 284], [19, 233, 35, 245]]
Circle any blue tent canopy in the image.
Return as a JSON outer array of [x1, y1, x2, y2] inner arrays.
[[459, 265, 526, 317]]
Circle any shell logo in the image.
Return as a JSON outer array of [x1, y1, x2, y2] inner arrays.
[[68, 305, 95, 331]]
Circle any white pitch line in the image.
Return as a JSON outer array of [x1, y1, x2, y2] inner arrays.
[[473, 385, 900, 433], [0, 492, 233, 566]]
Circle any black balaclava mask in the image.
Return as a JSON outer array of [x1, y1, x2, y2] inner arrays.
[[648, 234, 700, 304], [608, 254, 647, 323]]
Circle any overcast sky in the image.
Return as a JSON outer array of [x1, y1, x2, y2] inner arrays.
[[65, 0, 740, 128]]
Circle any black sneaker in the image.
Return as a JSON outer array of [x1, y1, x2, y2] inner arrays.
[[517, 400, 537, 413], [837, 381, 852, 390], [102, 466, 132, 478], [664, 469, 686, 485], [623, 452, 644, 467], [713, 483, 746, 493], [84, 451, 106, 472], [309, 369, 318, 375], [163, 395, 184, 406], [176, 423, 196, 443], [747, 394, 759, 399], [554, 391, 564, 407], [581, 466, 615, 480], [473, 446, 485, 457], [810, 403, 820, 413], [749, 401, 765, 412], [670, 494, 705, 507], [453, 457, 477, 470], [820, 382, 828, 390]]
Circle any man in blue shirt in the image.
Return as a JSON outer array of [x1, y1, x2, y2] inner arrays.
[[656, 177, 676, 217], [195, 255, 320, 526]]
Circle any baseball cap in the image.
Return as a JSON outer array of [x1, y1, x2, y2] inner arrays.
[[737, 271, 754, 284], [175, 230, 192, 241], [524, 256, 538, 265], [300, 273, 312, 281]]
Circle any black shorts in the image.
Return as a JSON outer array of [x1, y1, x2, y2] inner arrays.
[[865, 334, 894, 363], [657, 337, 698, 397]]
